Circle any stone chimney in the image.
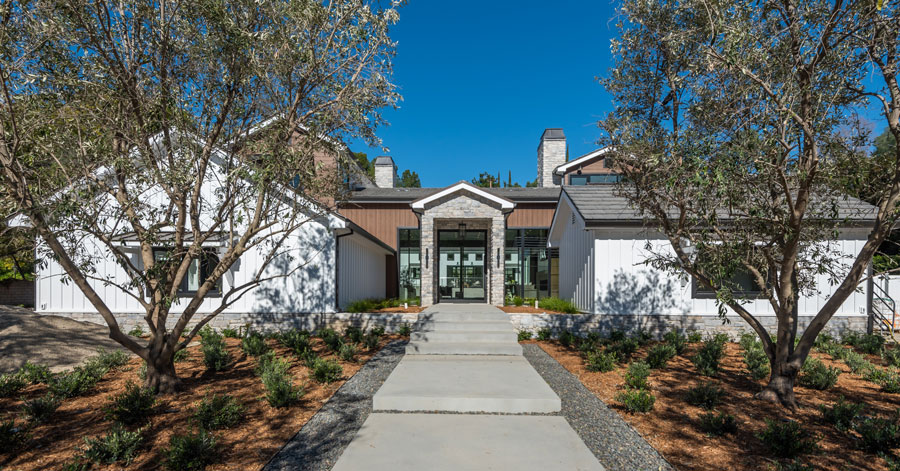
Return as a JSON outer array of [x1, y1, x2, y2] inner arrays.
[[374, 156, 398, 188], [537, 128, 566, 187]]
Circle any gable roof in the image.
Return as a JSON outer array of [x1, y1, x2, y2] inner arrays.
[[553, 147, 613, 176], [345, 186, 561, 203], [410, 181, 515, 211]]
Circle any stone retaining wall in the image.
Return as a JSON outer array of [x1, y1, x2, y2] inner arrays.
[[0, 280, 34, 307]]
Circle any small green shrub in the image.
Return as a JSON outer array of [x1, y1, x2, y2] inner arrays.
[[853, 417, 900, 453], [128, 326, 145, 337], [104, 381, 156, 426], [608, 338, 639, 359], [311, 358, 343, 384], [344, 326, 364, 344], [687, 331, 703, 343], [83, 424, 144, 466], [742, 346, 771, 381], [92, 348, 130, 371], [222, 327, 240, 338], [320, 329, 344, 352], [371, 326, 386, 338], [856, 334, 887, 355], [200, 330, 231, 371], [538, 296, 578, 314], [842, 331, 863, 346], [816, 341, 846, 359], [819, 396, 865, 432], [398, 323, 411, 337], [624, 361, 651, 390], [61, 457, 91, 471], [0, 373, 26, 398], [17, 362, 54, 384], [758, 419, 820, 458], [300, 350, 319, 369], [192, 394, 244, 430], [585, 350, 618, 373], [164, 429, 218, 471], [884, 348, 900, 368], [608, 330, 626, 343], [646, 344, 677, 369], [616, 389, 655, 413], [261, 368, 303, 408], [278, 329, 312, 356], [698, 411, 737, 436], [775, 459, 815, 471], [363, 332, 380, 350], [874, 369, 900, 393], [558, 330, 576, 348], [843, 350, 875, 375], [338, 343, 358, 362], [513, 296, 524, 306], [21, 393, 62, 423], [49, 367, 103, 398], [693, 336, 727, 377], [798, 357, 840, 390], [346, 299, 379, 313], [663, 330, 687, 354], [635, 330, 653, 346], [174, 348, 189, 362], [1, 418, 27, 454], [685, 381, 725, 410], [536, 327, 552, 341], [241, 331, 270, 357], [517, 330, 533, 341]]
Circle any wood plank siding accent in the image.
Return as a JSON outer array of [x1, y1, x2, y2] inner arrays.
[[339, 203, 419, 249], [507, 204, 556, 228]]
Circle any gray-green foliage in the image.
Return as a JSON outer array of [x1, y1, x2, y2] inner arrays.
[[83, 424, 144, 466], [692, 335, 727, 377], [698, 411, 737, 437], [663, 330, 687, 354], [646, 344, 677, 369], [0, 419, 28, 454], [192, 394, 244, 430], [311, 358, 343, 384], [585, 350, 618, 373], [0, 373, 26, 398], [200, 329, 231, 372], [798, 357, 840, 390], [685, 381, 724, 410], [615, 389, 656, 413], [256, 353, 302, 408], [624, 361, 651, 390], [21, 393, 62, 423], [164, 429, 218, 471], [819, 396, 865, 432], [104, 381, 157, 426]]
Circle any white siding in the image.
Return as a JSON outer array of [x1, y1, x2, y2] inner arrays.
[[337, 233, 387, 309], [555, 200, 595, 313]]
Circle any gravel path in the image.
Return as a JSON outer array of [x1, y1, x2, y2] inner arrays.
[[263, 340, 407, 471], [522, 343, 674, 471]]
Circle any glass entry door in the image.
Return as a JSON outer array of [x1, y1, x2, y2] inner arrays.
[[438, 230, 486, 301]]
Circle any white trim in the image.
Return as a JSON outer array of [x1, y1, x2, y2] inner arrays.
[[548, 189, 581, 247], [553, 147, 612, 175], [410, 181, 515, 211]]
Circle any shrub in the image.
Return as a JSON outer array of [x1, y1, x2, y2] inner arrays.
[[128, 326, 144, 337], [816, 341, 846, 359], [319, 328, 344, 352], [536, 328, 552, 341], [0, 373, 26, 398], [278, 329, 312, 356], [83, 424, 144, 466], [363, 332, 380, 350], [513, 296, 525, 306], [346, 299, 379, 313], [819, 396, 865, 432], [538, 296, 578, 314], [193, 394, 245, 430], [104, 381, 156, 426], [255, 352, 290, 377], [742, 346, 771, 380], [218, 327, 237, 338], [693, 336, 727, 377], [338, 343, 358, 362], [49, 367, 104, 398], [174, 348, 189, 362], [685, 381, 725, 410], [200, 330, 231, 371], [517, 330, 533, 341], [758, 419, 820, 458], [776, 459, 815, 471], [875, 369, 900, 393], [241, 331, 269, 357], [646, 344, 677, 369], [311, 358, 343, 384], [624, 361, 651, 390], [615, 389, 655, 413], [798, 357, 840, 390], [92, 348, 130, 371], [558, 330, 576, 348], [635, 329, 653, 346], [300, 350, 320, 369], [687, 331, 703, 343], [842, 331, 863, 346], [398, 323, 411, 337], [585, 350, 618, 373], [371, 326, 386, 338], [18, 362, 54, 384], [608, 330, 626, 343], [663, 330, 687, 354], [856, 334, 886, 355], [21, 393, 62, 423], [854, 417, 900, 453], [884, 348, 900, 368], [344, 326, 364, 344], [608, 338, 639, 359], [164, 429, 218, 471], [0, 419, 27, 453], [61, 457, 91, 471], [261, 369, 303, 408], [843, 350, 875, 375], [698, 411, 738, 437]]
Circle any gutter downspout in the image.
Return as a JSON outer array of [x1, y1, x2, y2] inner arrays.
[[867, 261, 875, 335], [334, 229, 354, 312]]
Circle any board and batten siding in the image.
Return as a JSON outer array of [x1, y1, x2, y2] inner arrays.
[[337, 233, 388, 309], [556, 204, 596, 313]]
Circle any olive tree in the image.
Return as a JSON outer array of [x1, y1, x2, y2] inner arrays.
[[601, 0, 900, 408], [0, 0, 400, 393]]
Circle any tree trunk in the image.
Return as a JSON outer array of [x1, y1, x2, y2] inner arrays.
[[757, 360, 798, 409], [144, 352, 179, 394]]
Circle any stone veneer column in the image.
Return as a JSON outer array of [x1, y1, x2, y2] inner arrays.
[[420, 213, 435, 306]]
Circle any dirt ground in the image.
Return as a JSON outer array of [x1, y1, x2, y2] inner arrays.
[[532, 339, 900, 471], [0, 306, 127, 374], [1, 334, 398, 470]]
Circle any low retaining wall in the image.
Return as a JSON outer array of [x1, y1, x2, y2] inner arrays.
[[0, 280, 34, 307], [508, 312, 869, 339]]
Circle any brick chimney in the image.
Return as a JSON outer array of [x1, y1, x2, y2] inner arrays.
[[537, 128, 566, 187], [374, 156, 398, 188]]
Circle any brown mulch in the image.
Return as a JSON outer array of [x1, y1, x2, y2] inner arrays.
[[533, 339, 900, 471], [1, 335, 400, 470], [498, 306, 567, 314]]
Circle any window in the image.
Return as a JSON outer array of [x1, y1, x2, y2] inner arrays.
[[447, 253, 455, 261], [569, 174, 621, 185], [152, 248, 221, 296], [398, 229, 421, 300], [692, 265, 768, 298], [504, 229, 559, 300]]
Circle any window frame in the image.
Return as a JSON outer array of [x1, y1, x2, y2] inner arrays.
[[568, 173, 622, 185], [151, 247, 223, 297], [690, 268, 770, 300]]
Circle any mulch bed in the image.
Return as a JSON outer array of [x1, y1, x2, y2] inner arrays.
[[531, 339, 900, 471], [1, 334, 401, 470], [498, 306, 567, 314]]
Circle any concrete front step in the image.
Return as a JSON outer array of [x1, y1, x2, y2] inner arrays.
[[373, 355, 560, 413], [330, 414, 605, 471], [410, 330, 518, 343], [416, 312, 511, 323], [414, 320, 515, 332], [405, 341, 522, 355]]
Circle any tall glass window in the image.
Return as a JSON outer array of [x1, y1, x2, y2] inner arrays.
[[504, 229, 558, 300], [398, 229, 421, 302]]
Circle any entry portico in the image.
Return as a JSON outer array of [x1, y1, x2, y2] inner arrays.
[[412, 182, 514, 306]]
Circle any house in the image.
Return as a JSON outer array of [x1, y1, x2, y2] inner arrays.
[[23, 126, 878, 335]]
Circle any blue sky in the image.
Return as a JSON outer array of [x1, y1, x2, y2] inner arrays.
[[349, 1, 619, 187]]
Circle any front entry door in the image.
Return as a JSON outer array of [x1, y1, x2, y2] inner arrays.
[[438, 230, 486, 302]]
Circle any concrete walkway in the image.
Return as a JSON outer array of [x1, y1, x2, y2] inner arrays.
[[330, 304, 605, 471]]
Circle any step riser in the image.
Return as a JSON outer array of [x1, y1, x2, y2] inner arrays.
[[405, 342, 522, 355], [411, 331, 517, 343], [414, 322, 514, 332], [373, 397, 561, 414], [416, 314, 510, 323]]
